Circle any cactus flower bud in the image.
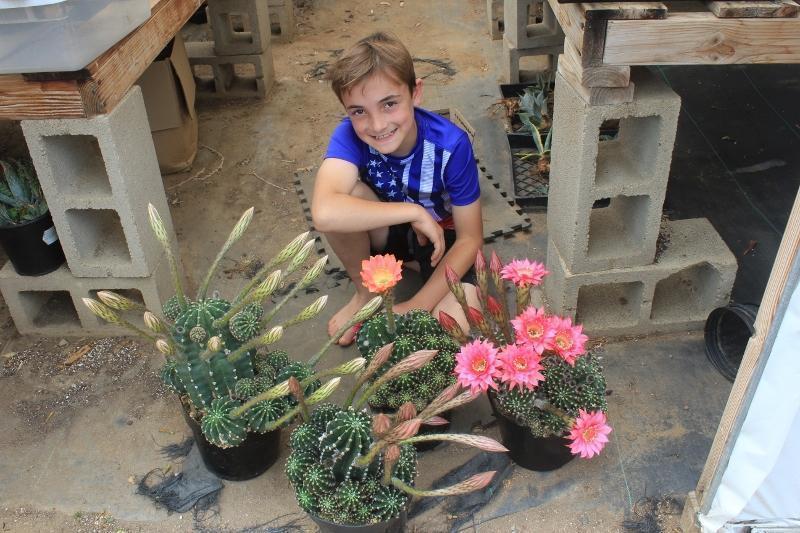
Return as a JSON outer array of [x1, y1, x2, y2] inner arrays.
[[445, 264, 461, 293], [385, 443, 401, 463], [385, 418, 421, 442], [423, 415, 450, 426], [299, 256, 328, 289], [147, 203, 170, 249], [286, 295, 328, 326], [438, 310, 467, 343], [307, 378, 341, 403], [82, 298, 124, 325], [466, 306, 486, 328], [143, 311, 166, 333], [97, 290, 141, 311], [259, 326, 283, 345], [252, 269, 282, 301], [287, 377, 303, 400], [372, 413, 392, 436], [397, 402, 417, 422], [490, 250, 503, 278], [287, 239, 315, 273], [352, 296, 383, 323], [155, 339, 172, 355], [487, 296, 504, 323], [207, 336, 223, 352], [335, 357, 367, 375], [275, 231, 310, 264]]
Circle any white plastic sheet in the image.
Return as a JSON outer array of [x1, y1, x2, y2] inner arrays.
[[699, 279, 800, 532]]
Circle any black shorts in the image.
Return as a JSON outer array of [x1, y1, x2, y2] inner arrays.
[[371, 223, 477, 284]]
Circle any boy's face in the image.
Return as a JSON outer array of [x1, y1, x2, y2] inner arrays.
[[341, 71, 423, 158]]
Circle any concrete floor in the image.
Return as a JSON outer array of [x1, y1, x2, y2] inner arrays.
[[1, 0, 777, 530]]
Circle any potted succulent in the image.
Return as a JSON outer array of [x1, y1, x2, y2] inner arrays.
[[354, 254, 460, 449], [84, 204, 381, 480], [440, 251, 612, 471], [0, 158, 65, 275], [285, 341, 508, 532]]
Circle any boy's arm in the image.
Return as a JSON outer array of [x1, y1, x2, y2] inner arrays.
[[312, 158, 445, 261], [396, 199, 483, 313]]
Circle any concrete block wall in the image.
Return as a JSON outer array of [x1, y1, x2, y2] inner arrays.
[[267, 0, 295, 43], [0, 253, 172, 337], [189, 0, 275, 99], [503, 0, 562, 49], [545, 218, 737, 337], [487, 0, 503, 39], [208, 0, 271, 55], [547, 68, 681, 274], [187, 41, 274, 99], [21, 86, 178, 278]]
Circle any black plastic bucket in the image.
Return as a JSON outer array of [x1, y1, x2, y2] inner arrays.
[[0, 211, 65, 276], [181, 407, 281, 481], [309, 511, 407, 533], [487, 390, 574, 471], [704, 303, 759, 382]]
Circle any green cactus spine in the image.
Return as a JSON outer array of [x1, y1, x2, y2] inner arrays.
[[246, 397, 287, 433], [285, 450, 316, 486], [289, 422, 323, 455], [319, 408, 373, 480], [304, 463, 336, 497], [371, 485, 408, 522]]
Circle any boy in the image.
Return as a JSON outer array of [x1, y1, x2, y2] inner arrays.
[[312, 32, 482, 345]]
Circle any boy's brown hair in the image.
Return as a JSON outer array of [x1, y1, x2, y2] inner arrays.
[[326, 32, 416, 102]]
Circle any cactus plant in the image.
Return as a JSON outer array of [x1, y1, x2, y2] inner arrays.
[[83, 205, 382, 454], [285, 342, 508, 527], [446, 250, 613, 460]]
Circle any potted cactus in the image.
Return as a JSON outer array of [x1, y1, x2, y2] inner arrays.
[[441, 251, 612, 471], [353, 255, 460, 450], [84, 204, 381, 480], [285, 341, 508, 531], [0, 158, 65, 275]]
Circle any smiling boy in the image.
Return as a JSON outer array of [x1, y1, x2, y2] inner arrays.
[[311, 32, 482, 345]]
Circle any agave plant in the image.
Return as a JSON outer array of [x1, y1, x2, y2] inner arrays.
[[0, 159, 48, 226], [517, 118, 553, 177], [286, 341, 508, 526], [84, 204, 383, 448]]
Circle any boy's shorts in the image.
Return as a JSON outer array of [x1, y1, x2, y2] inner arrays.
[[372, 223, 477, 284]]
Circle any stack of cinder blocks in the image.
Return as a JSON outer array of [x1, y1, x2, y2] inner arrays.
[[0, 87, 179, 336], [544, 69, 737, 337], [502, 0, 564, 82], [187, 0, 276, 99]]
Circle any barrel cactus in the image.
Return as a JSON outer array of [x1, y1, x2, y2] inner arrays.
[[82, 205, 379, 452], [357, 308, 458, 412]]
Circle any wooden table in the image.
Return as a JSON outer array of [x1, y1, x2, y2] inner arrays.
[[0, 0, 203, 120]]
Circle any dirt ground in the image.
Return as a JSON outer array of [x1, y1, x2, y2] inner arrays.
[[0, 1, 728, 531]]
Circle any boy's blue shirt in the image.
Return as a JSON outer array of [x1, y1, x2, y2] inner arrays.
[[324, 107, 480, 222]]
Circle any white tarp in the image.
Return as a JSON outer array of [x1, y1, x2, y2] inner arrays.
[[699, 279, 800, 532]]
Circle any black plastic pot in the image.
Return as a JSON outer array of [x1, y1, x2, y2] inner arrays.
[[704, 303, 759, 383], [0, 211, 65, 276], [370, 406, 452, 452], [309, 511, 406, 533], [181, 406, 281, 481], [487, 390, 574, 471]]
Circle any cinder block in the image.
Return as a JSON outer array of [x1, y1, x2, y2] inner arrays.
[[487, 0, 503, 39], [208, 0, 271, 55], [186, 41, 274, 99], [0, 254, 173, 337], [544, 218, 737, 338], [21, 86, 179, 278], [502, 36, 562, 84], [503, 0, 563, 49], [267, 0, 295, 42], [547, 68, 681, 274]]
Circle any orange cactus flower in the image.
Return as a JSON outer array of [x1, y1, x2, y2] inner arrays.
[[360, 254, 403, 294]]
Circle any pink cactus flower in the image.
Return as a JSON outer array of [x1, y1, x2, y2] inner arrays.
[[496, 344, 544, 391], [454, 339, 499, 393], [549, 316, 588, 366], [567, 409, 612, 458], [500, 259, 549, 287], [511, 306, 555, 354]]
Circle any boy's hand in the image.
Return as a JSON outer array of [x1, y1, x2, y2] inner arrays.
[[411, 206, 445, 267]]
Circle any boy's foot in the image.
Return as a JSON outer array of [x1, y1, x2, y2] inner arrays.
[[328, 292, 372, 346]]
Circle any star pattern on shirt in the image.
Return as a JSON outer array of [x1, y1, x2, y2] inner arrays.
[[367, 156, 404, 200]]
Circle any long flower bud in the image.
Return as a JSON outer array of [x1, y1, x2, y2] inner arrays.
[[155, 339, 172, 355], [231, 380, 292, 417], [197, 207, 254, 300], [475, 250, 489, 306], [392, 472, 496, 497], [285, 239, 315, 276], [275, 231, 311, 264], [97, 290, 143, 311], [397, 402, 417, 422], [307, 296, 383, 369], [252, 269, 283, 302], [383, 444, 402, 485], [284, 295, 328, 327], [148, 203, 186, 311], [307, 377, 341, 404], [298, 256, 327, 289], [401, 433, 508, 452], [346, 342, 394, 407], [467, 306, 496, 342], [226, 326, 283, 363], [353, 350, 438, 409], [438, 310, 468, 344], [83, 298, 124, 325], [422, 416, 449, 426], [382, 418, 421, 442], [490, 250, 503, 289], [419, 383, 462, 419], [353, 295, 383, 323], [373, 413, 392, 437], [143, 311, 166, 333]]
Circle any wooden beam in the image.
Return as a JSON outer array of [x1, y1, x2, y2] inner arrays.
[[563, 36, 630, 87], [0, 0, 202, 120], [706, 0, 799, 18], [694, 188, 800, 510], [603, 12, 800, 65], [557, 50, 635, 105]]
